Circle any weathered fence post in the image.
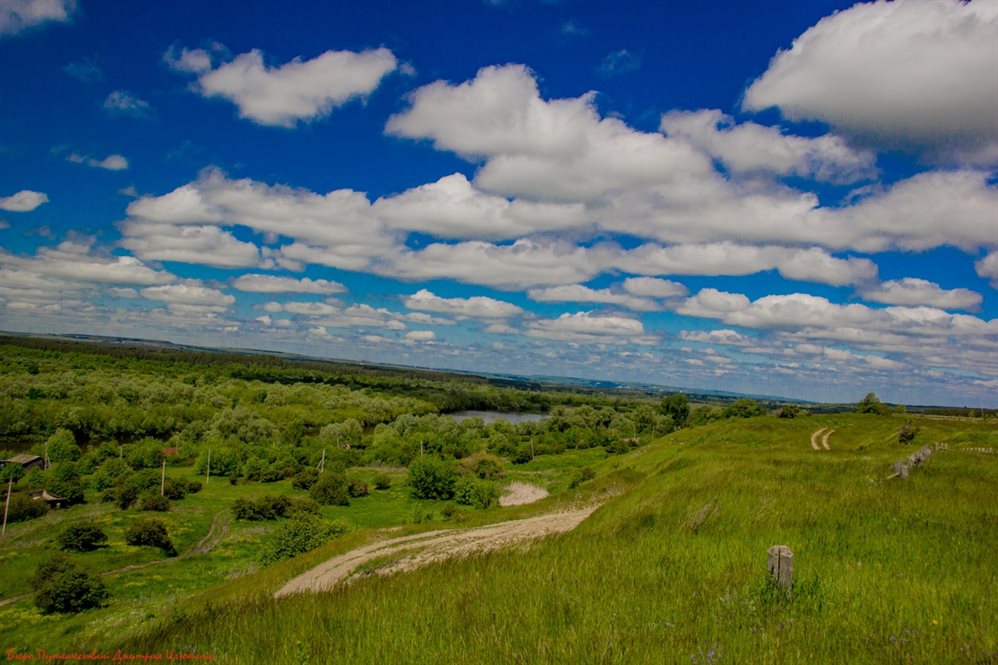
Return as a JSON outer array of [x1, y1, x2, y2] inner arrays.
[[767, 545, 794, 591]]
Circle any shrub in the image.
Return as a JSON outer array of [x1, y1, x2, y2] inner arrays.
[[568, 466, 597, 489], [309, 472, 350, 506], [259, 514, 350, 565], [723, 398, 766, 419], [898, 423, 919, 445], [453, 476, 501, 510], [291, 469, 319, 491], [372, 472, 392, 490], [407, 456, 456, 500], [457, 453, 504, 480], [511, 447, 533, 465], [137, 491, 170, 512], [3, 493, 48, 523], [346, 476, 369, 498], [0, 463, 24, 484], [232, 495, 291, 521], [162, 477, 201, 500], [32, 555, 108, 614], [777, 405, 803, 418], [57, 523, 108, 552], [125, 519, 176, 556]]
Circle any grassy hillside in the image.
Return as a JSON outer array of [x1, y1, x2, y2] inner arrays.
[[112, 414, 997, 664]]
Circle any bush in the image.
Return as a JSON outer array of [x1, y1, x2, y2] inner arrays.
[[407, 456, 456, 500], [232, 495, 291, 521], [125, 519, 176, 556], [568, 466, 597, 489], [32, 555, 108, 614], [162, 477, 201, 500], [3, 493, 48, 522], [457, 453, 504, 480], [372, 472, 392, 490], [291, 469, 319, 491], [898, 423, 919, 445], [309, 472, 350, 506], [45, 476, 85, 507], [777, 405, 803, 418], [137, 491, 170, 512], [723, 398, 766, 419], [57, 523, 108, 552], [347, 476, 369, 498], [511, 447, 533, 465], [259, 514, 350, 565], [453, 476, 501, 510]]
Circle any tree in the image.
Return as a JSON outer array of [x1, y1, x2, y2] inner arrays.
[[856, 392, 890, 415], [125, 519, 176, 555], [723, 398, 766, 419], [309, 472, 350, 506], [407, 456, 456, 500], [46, 428, 81, 463], [32, 555, 108, 614], [660, 393, 690, 428], [58, 523, 108, 552]]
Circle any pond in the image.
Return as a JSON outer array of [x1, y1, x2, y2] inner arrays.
[[447, 410, 548, 425]]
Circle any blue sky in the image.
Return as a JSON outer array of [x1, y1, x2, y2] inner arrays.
[[0, 0, 996, 406]]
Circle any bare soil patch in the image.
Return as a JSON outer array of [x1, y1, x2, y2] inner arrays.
[[499, 482, 549, 506], [810, 428, 827, 451]]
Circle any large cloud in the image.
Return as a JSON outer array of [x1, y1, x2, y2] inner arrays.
[[0, 0, 74, 37], [678, 288, 998, 338], [404, 288, 523, 318], [189, 47, 397, 127], [743, 0, 998, 163], [0, 190, 48, 212], [861, 278, 982, 311], [231, 274, 346, 295], [660, 109, 875, 182], [526, 311, 654, 344], [387, 63, 714, 202]]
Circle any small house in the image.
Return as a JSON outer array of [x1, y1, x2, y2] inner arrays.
[[27, 489, 66, 509], [1, 454, 45, 472]]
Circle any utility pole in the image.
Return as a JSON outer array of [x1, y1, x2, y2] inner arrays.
[[2, 477, 11, 536], [161, 458, 166, 496], [317, 449, 325, 473], [205, 449, 211, 485]]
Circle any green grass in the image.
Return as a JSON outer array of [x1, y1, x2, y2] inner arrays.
[[109, 414, 997, 664]]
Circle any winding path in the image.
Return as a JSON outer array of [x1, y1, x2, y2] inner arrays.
[[274, 506, 598, 598], [0, 511, 230, 607], [810, 428, 827, 451]]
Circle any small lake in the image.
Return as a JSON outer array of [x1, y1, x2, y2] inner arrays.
[[448, 410, 548, 425]]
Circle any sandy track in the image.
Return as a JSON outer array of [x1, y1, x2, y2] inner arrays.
[[274, 506, 598, 598], [810, 428, 827, 451], [821, 429, 835, 451]]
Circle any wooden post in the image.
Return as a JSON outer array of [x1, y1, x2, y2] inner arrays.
[[2, 478, 12, 536], [767, 545, 793, 591], [205, 449, 211, 485], [317, 449, 325, 473], [161, 458, 166, 496]]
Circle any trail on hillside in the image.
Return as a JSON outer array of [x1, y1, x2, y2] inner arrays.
[[821, 429, 835, 450], [274, 506, 598, 598], [0, 511, 230, 608], [810, 428, 827, 451]]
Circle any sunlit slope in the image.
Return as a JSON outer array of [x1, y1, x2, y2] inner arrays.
[[126, 415, 997, 664]]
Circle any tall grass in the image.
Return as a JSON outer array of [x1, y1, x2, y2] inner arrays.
[[114, 415, 996, 663]]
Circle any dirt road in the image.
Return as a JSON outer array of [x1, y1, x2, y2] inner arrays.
[[274, 506, 598, 598], [810, 428, 827, 451], [821, 429, 835, 450]]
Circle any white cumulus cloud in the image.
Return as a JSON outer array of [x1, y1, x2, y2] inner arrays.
[[743, 0, 998, 163], [0, 0, 74, 37], [861, 278, 982, 311], [192, 47, 397, 127], [0, 190, 48, 211]]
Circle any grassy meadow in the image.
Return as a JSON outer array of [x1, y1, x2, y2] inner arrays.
[[105, 414, 998, 664]]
